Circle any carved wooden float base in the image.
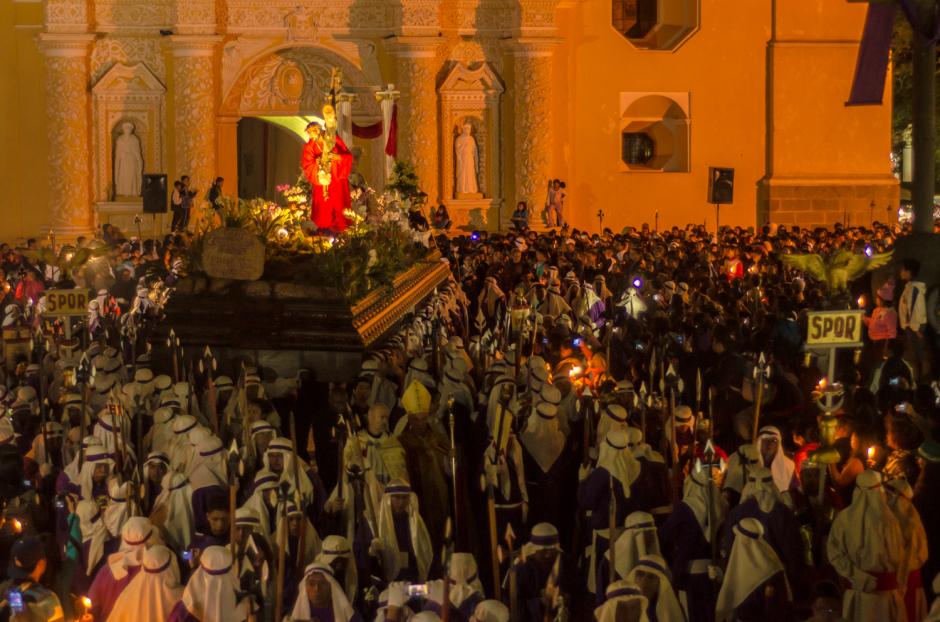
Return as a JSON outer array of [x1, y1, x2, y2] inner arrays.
[[150, 250, 450, 382]]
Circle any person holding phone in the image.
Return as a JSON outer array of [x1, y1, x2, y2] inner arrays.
[[0, 536, 66, 622]]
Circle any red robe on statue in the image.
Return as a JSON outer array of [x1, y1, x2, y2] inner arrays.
[[301, 134, 353, 232]]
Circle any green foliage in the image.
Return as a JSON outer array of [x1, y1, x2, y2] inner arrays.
[[891, 14, 940, 189], [385, 160, 422, 201], [191, 185, 428, 303]]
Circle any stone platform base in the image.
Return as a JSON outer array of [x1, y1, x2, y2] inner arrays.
[[761, 177, 900, 228], [97, 201, 167, 238], [448, 197, 502, 231]]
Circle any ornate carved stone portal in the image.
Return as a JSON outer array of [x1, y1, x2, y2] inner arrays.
[[439, 62, 504, 229], [91, 62, 167, 234], [92, 63, 166, 202], [36, 0, 563, 237]]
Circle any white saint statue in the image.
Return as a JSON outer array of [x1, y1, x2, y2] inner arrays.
[[454, 123, 479, 195], [114, 122, 143, 197]]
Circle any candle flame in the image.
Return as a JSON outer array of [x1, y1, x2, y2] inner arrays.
[[82, 597, 92, 610], [818, 377, 828, 390], [569, 366, 582, 377], [867, 446, 875, 460], [857, 295, 865, 308], [12, 519, 22, 533]]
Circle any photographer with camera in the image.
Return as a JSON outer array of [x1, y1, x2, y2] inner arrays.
[[0, 536, 65, 622]]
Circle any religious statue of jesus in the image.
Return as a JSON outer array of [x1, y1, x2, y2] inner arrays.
[[301, 105, 353, 232]]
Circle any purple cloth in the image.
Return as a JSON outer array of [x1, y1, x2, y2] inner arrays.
[[87, 562, 141, 621], [167, 601, 199, 622], [191, 532, 227, 555], [589, 299, 606, 329], [848, 3, 896, 106]]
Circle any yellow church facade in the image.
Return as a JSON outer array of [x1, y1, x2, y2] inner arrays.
[[0, 0, 898, 241]]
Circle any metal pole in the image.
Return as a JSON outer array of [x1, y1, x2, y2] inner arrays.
[[911, 0, 937, 233]]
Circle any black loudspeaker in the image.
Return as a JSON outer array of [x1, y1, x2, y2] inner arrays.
[[707, 167, 735, 205], [142, 173, 168, 214]]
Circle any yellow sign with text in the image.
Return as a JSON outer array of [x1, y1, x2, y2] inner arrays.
[[43, 289, 90, 317], [806, 310, 864, 347]]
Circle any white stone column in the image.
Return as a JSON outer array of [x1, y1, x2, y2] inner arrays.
[[376, 84, 401, 182], [512, 39, 557, 230], [39, 34, 96, 237], [170, 36, 220, 228], [391, 38, 441, 203], [336, 92, 357, 149]]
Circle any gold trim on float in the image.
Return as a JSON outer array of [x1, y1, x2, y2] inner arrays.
[[351, 249, 450, 348]]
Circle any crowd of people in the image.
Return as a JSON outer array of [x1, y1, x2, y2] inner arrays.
[[0, 217, 939, 622]]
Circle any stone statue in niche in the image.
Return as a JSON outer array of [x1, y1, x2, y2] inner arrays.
[[454, 123, 481, 197], [113, 122, 143, 197]]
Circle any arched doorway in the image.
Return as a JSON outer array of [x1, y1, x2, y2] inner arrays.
[[236, 116, 323, 201], [218, 44, 384, 202]]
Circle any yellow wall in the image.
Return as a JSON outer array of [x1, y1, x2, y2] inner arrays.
[[0, 1, 49, 243], [0, 0, 895, 240], [557, 0, 894, 233], [769, 0, 892, 180], [559, 0, 773, 232]]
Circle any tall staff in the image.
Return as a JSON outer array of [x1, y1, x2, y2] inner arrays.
[[446, 398, 461, 544], [76, 354, 94, 470], [33, 332, 49, 466], [166, 328, 181, 383], [751, 353, 771, 445], [227, 441, 242, 575], [665, 365, 681, 501], [288, 412, 308, 575], [199, 347, 219, 437]]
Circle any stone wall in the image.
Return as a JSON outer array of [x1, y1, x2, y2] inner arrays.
[[765, 182, 900, 229]]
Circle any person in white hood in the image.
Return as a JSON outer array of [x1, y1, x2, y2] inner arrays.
[[715, 518, 792, 622], [827, 470, 905, 622], [109, 544, 182, 622], [626, 554, 686, 622]]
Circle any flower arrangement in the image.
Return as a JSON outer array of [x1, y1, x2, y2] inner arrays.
[[276, 184, 309, 207], [189, 166, 431, 302]]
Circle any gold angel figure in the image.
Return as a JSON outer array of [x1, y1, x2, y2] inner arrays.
[[779, 248, 893, 292]]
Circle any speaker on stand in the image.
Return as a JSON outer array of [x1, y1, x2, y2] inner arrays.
[[707, 167, 734, 232], [141, 173, 168, 237]]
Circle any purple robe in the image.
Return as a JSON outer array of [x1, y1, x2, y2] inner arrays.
[[660, 502, 716, 622], [168, 601, 200, 622], [191, 532, 228, 556], [87, 561, 141, 621], [719, 498, 807, 599]]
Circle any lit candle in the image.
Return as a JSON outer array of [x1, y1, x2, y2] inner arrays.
[[857, 295, 865, 308], [818, 377, 828, 390], [82, 597, 92, 617], [867, 446, 875, 460], [12, 519, 22, 533], [569, 366, 582, 378]]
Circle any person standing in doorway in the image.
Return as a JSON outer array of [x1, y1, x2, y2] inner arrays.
[[545, 179, 566, 227], [178, 175, 197, 231], [170, 180, 184, 232]]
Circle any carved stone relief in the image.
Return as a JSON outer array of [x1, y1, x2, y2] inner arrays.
[[91, 37, 167, 84], [92, 63, 167, 203], [223, 46, 380, 118], [439, 62, 504, 202]]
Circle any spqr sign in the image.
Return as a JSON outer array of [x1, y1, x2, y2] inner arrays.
[[43, 289, 90, 317], [806, 310, 864, 347]]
